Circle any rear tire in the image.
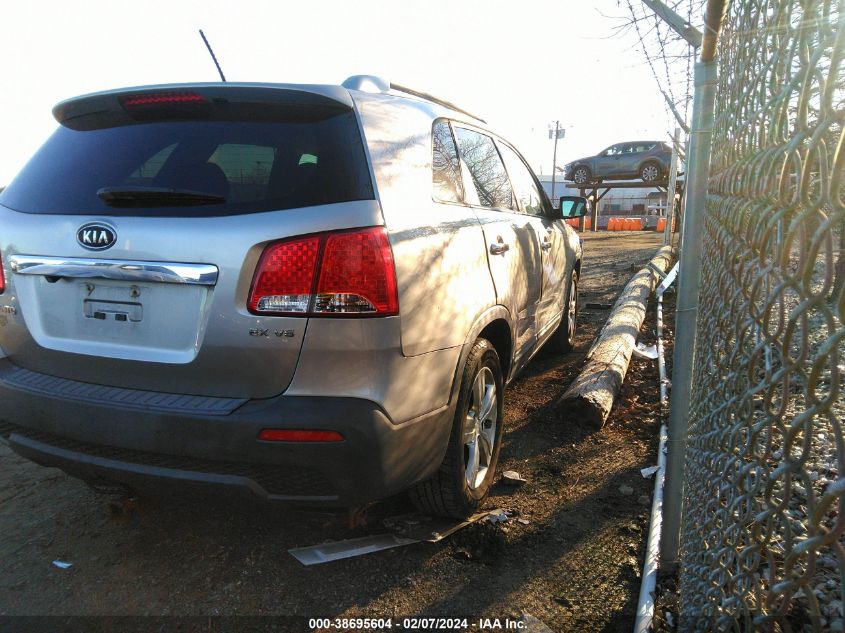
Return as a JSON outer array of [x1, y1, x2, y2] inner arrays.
[[640, 161, 662, 182], [410, 338, 504, 519], [548, 270, 578, 353]]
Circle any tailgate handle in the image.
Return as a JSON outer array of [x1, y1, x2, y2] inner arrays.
[[9, 256, 218, 286]]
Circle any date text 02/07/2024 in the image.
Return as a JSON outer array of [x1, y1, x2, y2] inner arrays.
[[307, 617, 529, 630]]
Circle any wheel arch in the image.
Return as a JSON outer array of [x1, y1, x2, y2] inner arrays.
[[638, 158, 663, 174], [448, 306, 514, 403], [572, 163, 592, 177]]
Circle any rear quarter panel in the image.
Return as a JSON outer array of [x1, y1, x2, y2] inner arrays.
[[353, 93, 497, 359]]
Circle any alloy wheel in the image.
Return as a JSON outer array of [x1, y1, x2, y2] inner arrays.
[[573, 168, 588, 185], [641, 164, 660, 182], [567, 275, 578, 341], [462, 366, 498, 490]]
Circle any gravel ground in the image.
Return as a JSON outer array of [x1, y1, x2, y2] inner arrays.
[[0, 231, 667, 632]]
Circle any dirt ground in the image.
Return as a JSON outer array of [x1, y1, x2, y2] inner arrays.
[[0, 231, 669, 632]]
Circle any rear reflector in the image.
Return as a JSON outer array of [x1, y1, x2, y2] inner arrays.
[[248, 227, 398, 317], [258, 429, 345, 442], [120, 92, 208, 107]]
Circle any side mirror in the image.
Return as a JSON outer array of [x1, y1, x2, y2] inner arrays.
[[558, 196, 588, 219]]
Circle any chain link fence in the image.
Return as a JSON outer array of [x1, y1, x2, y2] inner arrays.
[[679, 0, 845, 629]]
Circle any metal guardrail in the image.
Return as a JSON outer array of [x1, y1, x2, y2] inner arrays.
[[675, 0, 845, 629]]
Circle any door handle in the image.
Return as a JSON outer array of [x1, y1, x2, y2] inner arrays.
[[490, 242, 510, 256]]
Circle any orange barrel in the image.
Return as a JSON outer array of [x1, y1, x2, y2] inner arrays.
[[657, 217, 666, 232], [585, 218, 592, 230], [635, 218, 644, 230], [624, 218, 633, 230], [610, 217, 619, 230]]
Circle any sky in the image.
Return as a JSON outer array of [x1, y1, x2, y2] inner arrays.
[[0, 0, 683, 187]]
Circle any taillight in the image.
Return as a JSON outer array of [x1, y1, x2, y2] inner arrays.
[[248, 227, 398, 317], [248, 236, 320, 314], [314, 229, 398, 315]]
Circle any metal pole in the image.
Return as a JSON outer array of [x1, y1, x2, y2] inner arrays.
[[551, 121, 559, 204], [660, 58, 719, 567], [664, 127, 681, 245], [640, 0, 703, 47]]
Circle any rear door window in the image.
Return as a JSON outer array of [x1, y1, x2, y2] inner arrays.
[[431, 120, 463, 203], [453, 127, 514, 210], [0, 109, 373, 217]]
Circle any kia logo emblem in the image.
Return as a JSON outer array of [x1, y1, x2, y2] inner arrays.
[[77, 223, 117, 251]]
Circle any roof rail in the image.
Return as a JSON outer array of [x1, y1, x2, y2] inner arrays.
[[341, 75, 486, 123]]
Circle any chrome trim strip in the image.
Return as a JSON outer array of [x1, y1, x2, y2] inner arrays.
[[9, 256, 218, 286]]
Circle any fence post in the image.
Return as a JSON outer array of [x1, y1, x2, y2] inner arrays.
[[664, 127, 681, 245], [659, 57, 718, 567]]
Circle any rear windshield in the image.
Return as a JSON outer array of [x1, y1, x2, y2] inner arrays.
[[0, 111, 374, 216]]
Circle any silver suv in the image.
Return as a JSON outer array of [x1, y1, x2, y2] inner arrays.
[[0, 76, 583, 518]]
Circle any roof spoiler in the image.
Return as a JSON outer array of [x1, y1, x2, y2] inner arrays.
[[53, 83, 355, 128]]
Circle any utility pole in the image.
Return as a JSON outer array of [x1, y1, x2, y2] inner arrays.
[[549, 121, 564, 205]]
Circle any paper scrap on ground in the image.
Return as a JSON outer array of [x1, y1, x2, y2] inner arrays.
[[641, 465, 660, 478], [52, 560, 72, 569], [487, 510, 509, 524], [633, 343, 659, 360], [502, 470, 527, 484]]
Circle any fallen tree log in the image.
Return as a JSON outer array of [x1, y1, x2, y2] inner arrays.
[[557, 245, 675, 429]]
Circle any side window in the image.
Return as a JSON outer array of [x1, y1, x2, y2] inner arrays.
[[604, 144, 621, 156], [498, 143, 545, 216], [632, 142, 654, 153], [453, 127, 514, 210], [431, 120, 463, 203]]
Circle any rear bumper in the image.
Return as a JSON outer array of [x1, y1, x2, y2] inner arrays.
[[0, 361, 453, 507]]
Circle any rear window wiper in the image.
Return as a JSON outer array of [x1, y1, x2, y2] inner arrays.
[[97, 186, 225, 207]]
